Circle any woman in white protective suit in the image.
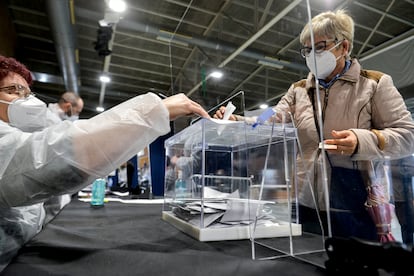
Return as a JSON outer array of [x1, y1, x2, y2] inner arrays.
[[0, 55, 210, 271]]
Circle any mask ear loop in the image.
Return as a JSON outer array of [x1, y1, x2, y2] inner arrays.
[[0, 99, 12, 105], [305, 0, 332, 239], [0, 96, 25, 105], [328, 39, 343, 52]]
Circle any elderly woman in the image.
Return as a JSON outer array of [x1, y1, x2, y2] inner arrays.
[[215, 10, 414, 241], [0, 55, 209, 271]]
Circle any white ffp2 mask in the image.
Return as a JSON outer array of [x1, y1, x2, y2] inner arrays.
[[306, 41, 342, 79], [0, 95, 48, 132]]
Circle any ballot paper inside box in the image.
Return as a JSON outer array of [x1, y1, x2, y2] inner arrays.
[[162, 118, 305, 244]]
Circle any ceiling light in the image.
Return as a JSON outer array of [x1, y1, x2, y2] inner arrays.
[[108, 0, 126, 12], [257, 60, 284, 69], [96, 106, 105, 112], [209, 71, 223, 79], [260, 104, 269, 109], [99, 75, 111, 83]]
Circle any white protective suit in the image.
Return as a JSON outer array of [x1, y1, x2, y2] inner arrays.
[[0, 93, 170, 271], [46, 103, 65, 125]]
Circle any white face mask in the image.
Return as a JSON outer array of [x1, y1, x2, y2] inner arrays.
[[306, 41, 342, 79], [65, 115, 79, 122], [62, 104, 79, 121], [0, 95, 47, 132]]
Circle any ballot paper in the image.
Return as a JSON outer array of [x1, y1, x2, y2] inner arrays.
[[186, 204, 223, 214], [171, 188, 276, 229], [222, 101, 236, 120], [217, 101, 237, 135], [189, 212, 225, 228], [220, 199, 268, 223], [209, 118, 238, 125], [203, 186, 240, 199], [318, 142, 337, 149]]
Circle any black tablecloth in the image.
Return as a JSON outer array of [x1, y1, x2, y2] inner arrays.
[[2, 199, 327, 276]]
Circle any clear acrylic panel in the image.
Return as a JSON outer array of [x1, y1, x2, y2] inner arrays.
[[162, 110, 327, 266], [162, 0, 414, 272], [392, 155, 414, 245]]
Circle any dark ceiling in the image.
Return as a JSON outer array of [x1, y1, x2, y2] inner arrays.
[[3, 0, 414, 129]]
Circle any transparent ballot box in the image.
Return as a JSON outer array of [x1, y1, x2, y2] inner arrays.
[[162, 118, 327, 262]]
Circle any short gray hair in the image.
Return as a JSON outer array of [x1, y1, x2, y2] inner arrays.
[[60, 91, 79, 107], [300, 9, 354, 58]]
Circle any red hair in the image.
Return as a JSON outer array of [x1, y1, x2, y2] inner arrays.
[[0, 55, 33, 85]]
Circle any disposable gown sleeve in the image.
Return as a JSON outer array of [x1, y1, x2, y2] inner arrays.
[[0, 204, 45, 271], [0, 93, 170, 207]]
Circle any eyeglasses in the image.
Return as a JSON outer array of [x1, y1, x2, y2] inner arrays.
[[300, 38, 338, 58], [0, 84, 33, 98]]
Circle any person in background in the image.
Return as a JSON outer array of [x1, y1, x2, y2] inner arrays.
[[164, 155, 177, 197], [118, 162, 128, 189], [74, 96, 84, 118], [47, 91, 83, 124], [45, 92, 85, 221], [0, 55, 210, 271], [214, 10, 414, 242]]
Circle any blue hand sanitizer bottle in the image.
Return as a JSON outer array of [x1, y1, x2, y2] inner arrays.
[[175, 170, 186, 199], [91, 178, 106, 207]]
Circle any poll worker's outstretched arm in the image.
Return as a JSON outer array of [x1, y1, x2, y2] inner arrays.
[[73, 92, 210, 177], [0, 93, 209, 207]]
